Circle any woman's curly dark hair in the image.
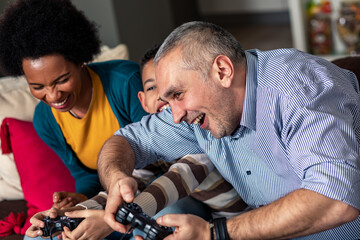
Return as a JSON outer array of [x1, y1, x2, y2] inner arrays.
[[0, 0, 101, 76]]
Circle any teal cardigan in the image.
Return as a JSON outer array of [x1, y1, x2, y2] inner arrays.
[[33, 60, 147, 198]]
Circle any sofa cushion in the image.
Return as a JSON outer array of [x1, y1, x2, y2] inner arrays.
[[1, 117, 76, 209], [0, 118, 76, 233], [0, 76, 38, 201], [93, 44, 129, 63]]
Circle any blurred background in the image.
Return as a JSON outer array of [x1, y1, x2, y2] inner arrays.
[[0, 0, 358, 62]]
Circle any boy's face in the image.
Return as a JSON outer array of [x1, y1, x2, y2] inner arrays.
[[138, 59, 169, 114]]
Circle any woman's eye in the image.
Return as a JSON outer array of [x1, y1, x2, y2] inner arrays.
[[57, 77, 69, 84], [32, 85, 44, 90]]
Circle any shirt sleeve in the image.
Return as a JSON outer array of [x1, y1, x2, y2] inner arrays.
[[133, 154, 215, 216], [114, 108, 204, 169], [76, 191, 108, 210], [284, 64, 360, 209]]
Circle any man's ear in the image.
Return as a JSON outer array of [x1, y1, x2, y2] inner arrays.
[[212, 55, 234, 88], [137, 91, 150, 113]]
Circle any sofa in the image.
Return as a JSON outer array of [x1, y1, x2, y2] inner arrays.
[[0, 53, 359, 240]]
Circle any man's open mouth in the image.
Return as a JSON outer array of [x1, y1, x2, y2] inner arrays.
[[193, 113, 205, 125]]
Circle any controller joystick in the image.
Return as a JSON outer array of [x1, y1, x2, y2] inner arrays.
[[115, 202, 173, 240], [41, 216, 84, 239]]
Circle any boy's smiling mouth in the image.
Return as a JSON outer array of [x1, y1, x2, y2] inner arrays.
[[158, 103, 169, 112]]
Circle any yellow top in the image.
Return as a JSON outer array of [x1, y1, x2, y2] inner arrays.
[[52, 67, 120, 170]]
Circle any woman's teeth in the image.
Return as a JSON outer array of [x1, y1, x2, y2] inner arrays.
[[53, 96, 68, 107], [193, 113, 205, 125]]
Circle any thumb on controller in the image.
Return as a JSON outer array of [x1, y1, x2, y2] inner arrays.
[[156, 214, 179, 228], [64, 210, 86, 218]]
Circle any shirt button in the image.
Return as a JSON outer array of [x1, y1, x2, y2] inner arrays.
[[246, 170, 251, 175]]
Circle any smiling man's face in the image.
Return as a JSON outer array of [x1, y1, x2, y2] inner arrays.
[[155, 47, 240, 139]]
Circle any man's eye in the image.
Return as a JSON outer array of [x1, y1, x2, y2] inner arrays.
[[174, 92, 182, 99]]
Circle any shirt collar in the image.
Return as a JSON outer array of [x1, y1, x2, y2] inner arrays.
[[238, 50, 258, 133]]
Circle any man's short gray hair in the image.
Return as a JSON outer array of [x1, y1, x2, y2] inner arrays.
[[154, 21, 246, 79]]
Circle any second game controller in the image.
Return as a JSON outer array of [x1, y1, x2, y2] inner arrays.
[[41, 216, 84, 239], [115, 202, 173, 240]]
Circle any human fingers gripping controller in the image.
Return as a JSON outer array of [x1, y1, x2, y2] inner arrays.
[[104, 175, 138, 232], [52, 191, 88, 209], [41, 216, 85, 240], [115, 202, 173, 240]]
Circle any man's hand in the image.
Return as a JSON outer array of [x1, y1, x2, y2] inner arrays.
[[140, 214, 210, 240], [61, 209, 113, 240], [52, 191, 88, 209], [104, 176, 138, 233]]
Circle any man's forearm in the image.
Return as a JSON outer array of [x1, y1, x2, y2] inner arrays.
[[226, 189, 359, 239], [97, 135, 136, 191]]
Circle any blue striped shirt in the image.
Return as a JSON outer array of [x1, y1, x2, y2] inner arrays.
[[115, 48, 360, 239]]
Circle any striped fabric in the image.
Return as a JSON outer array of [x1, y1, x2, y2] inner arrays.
[[133, 154, 249, 218], [79, 154, 249, 219], [115, 48, 360, 239], [76, 191, 108, 210]]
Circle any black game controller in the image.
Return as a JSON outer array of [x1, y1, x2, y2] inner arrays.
[[41, 216, 84, 239], [115, 202, 173, 240]]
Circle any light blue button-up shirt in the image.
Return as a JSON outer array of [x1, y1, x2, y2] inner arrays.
[[115, 48, 360, 239]]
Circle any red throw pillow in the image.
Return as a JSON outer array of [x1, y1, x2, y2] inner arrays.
[[0, 118, 75, 233]]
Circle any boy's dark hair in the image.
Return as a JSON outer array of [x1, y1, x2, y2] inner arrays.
[[0, 0, 101, 76], [140, 44, 160, 75]]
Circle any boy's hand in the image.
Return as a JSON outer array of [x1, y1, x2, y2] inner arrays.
[[62, 209, 113, 240], [52, 191, 88, 209]]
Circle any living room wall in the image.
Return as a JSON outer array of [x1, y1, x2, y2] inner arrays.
[[73, 0, 182, 62], [0, 0, 290, 61]]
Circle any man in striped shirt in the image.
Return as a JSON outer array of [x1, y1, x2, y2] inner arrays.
[[99, 21, 360, 239], [135, 44, 248, 219]]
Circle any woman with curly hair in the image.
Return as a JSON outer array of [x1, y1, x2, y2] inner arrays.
[[0, 0, 146, 239]]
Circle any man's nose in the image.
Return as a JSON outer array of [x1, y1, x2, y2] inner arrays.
[[171, 103, 186, 124]]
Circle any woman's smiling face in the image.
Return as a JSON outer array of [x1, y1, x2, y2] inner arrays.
[[22, 54, 84, 112]]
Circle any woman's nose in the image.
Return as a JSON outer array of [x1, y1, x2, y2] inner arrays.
[[45, 86, 60, 102]]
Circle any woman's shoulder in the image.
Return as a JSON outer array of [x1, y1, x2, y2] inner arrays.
[[88, 60, 142, 92], [34, 101, 51, 120], [33, 102, 56, 135], [88, 60, 140, 77]]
